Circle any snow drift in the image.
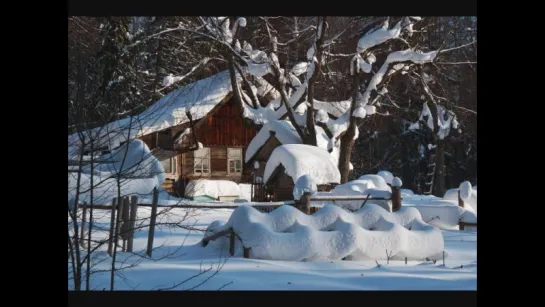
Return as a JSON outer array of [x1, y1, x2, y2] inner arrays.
[[444, 186, 477, 214], [203, 203, 444, 261], [185, 179, 241, 200], [68, 139, 165, 206], [357, 174, 392, 192]]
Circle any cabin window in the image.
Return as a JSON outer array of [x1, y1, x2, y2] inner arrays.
[[227, 148, 243, 174], [160, 156, 176, 174], [193, 147, 210, 174]]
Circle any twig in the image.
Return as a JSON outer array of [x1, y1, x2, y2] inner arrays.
[[217, 281, 234, 291]]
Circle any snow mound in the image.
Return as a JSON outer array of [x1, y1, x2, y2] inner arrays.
[[459, 181, 472, 201], [293, 174, 318, 201], [68, 140, 164, 206], [403, 199, 477, 229], [357, 174, 392, 192], [185, 179, 240, 200], [311, 181, 391, 211], [264, 144, 341, 185], [204, 204, 444, 261], [392, 177, 402, 188], [444, 188, 477, 214], [377, 170, 394, 185]]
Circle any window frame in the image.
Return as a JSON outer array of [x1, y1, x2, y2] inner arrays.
[[227, 148, 243, 174], [193, 147, 211, 174]]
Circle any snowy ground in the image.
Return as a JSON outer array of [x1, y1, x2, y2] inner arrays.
[[69, 206, 476, 291]]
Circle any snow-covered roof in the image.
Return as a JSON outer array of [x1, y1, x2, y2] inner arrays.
[[263, 144, 341, 185], [245, 120, 330, 163], [69, 71, 235, 151]]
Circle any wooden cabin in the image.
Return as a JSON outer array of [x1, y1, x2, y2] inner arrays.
[[70, 71, 263, 198], [137, 95, 259, 196], [70, 68, 351, 200]]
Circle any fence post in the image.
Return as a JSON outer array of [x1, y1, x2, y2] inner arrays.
[[120, 197, 131, 251], [127, 196, 138, 253], [114, 197, 125, 250], [107, 198, 117, 256], [80, 203, 87, 248], [458, 190, 465, 231], [229, 228, 235, 256], [391, 186, 401, 212], [146, 188, 159, 257], [300, 192, 311, 215]]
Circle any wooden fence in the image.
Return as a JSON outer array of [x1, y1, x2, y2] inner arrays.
[[76, 183, 475, 260], [77, 189, 311, 257]]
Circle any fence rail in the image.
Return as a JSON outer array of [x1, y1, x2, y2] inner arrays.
[[74, 182, 475, 260]]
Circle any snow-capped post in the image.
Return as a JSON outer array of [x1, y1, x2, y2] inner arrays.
[[126, 196, 138, 253], [457, 181, 472, 231], [391, 177, 403, 212], [107, 198, 117, 256], [293, 175, 318, 215], [146, 187, 159, 257]]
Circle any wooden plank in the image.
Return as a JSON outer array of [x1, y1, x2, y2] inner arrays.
[[120, 197, 131, 241], [458, 190, 465, 230], [127, 196, 138, 253], [107, 198, 117, 256], [146, 188, 159, 257], [114, 197, 125, 249], [80, 201, 299, 210], [202, 228, 232, 246]]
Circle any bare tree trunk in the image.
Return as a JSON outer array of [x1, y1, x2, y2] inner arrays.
[[338, 61, 360, 183], [86, 139, 95, 290], [434, 139, 446, 197], [305, 17, 328, 146]]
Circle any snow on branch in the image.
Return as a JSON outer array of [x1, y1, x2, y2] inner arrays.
[[357, 19, 403, 54], [160, 57, 211, 89]]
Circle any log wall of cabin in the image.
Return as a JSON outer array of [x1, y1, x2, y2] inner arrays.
[[175, 97, 259, 195], [194, 97, 257, 147]]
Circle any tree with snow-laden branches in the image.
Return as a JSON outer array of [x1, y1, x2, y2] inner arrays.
[[200, 16, 476, 184]]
